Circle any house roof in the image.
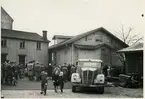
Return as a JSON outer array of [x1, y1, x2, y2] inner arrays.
[[52, 35, 74, 40], [1, 7, 14, 21], [49, 27, 128, 49], [1, 29, 50, 43], [117, 42, 143, 53]]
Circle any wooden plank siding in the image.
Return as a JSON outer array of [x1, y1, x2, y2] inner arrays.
[[1, 38, 49, 66], [125, 52, 143, 76], [50, 29, 126, 67]]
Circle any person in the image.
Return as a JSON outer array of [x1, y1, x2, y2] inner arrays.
[[17, 64, 22, 79], [59, 69, 65, 93], [61, 63, 68, 82], [5, 62, 13, 84], [67, 64, 71, 81], [107, 66, 111, 77], [40, 67, 48, 94], [71, 65, 76, 75], [1, 63, 4, 84], [102, 65, 108, 77], [52, 65, 60, 93]]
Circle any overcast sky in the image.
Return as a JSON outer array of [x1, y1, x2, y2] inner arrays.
[[1, 0, 145, 45]]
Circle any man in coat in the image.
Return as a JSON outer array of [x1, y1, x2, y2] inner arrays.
[[40, 68, 48, 94], [52, 65, 60, 93]]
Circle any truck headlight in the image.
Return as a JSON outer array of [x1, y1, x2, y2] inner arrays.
[[94, 74, 105, 84], [71, 73, 81, 83]]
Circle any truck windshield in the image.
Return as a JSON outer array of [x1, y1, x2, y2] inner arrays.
[[79, 62, 101, 68]]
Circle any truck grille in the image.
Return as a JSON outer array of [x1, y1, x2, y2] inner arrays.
[[82, 70, 94, 85]]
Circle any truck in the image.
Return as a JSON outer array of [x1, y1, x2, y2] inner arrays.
[[71, 59, 105, 94]]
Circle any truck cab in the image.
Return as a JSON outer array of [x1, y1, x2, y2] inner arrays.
[[71, 59, 105, 94]]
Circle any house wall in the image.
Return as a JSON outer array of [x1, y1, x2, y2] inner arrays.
[[53, 46, 72, 66], [74, 31, 124, 66], [1, 8, 13, 29], [1, 38, 49, 66], [74, 31, 125, 49], [76, 49, 101, 60], [51, 30, 126, 66], [125, 52, 143, 76], [54, 38, 69, 44]]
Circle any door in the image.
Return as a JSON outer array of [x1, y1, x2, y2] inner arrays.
[[19, 55, 26, 65], [1, 53, 7, 63]]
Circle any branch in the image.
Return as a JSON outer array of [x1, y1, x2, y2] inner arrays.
[[129, 35, 138, 39], [121, 25, 126, 42], [131, 37, 143, 45], [125, 27, 133, 41], [127, 35, 138, 44]]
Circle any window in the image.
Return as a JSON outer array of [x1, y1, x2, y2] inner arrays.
[[95, 35, 102, 42], [101, 48, 107, 53], [20, 41, 25, 49], [1, 39, 7, 47], [37, 42, 41, 50]]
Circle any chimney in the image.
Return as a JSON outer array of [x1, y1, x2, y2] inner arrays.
[[42, 30, 47, 40]]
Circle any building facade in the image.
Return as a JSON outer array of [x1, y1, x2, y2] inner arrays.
[[118, 43, 143, 76], [49, 27, 128, 67], [1, 7, 13, 29], [1, 7, 50, 67]]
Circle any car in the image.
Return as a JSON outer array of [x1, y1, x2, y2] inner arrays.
[[71, 59, 105, 94]]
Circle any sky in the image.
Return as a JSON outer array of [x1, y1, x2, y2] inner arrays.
[[1, 0, 145, 45]]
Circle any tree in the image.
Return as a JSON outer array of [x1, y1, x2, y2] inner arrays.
[[115, 25, 143, 46], [114, 25, 143, 74]]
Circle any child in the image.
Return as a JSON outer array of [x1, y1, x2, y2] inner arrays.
[[59, 70, 65, 93], [40, 69, 48, 94]]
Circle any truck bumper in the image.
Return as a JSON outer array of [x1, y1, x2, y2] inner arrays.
[[72, 83, 104, 88]]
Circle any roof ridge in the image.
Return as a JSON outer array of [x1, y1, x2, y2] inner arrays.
[[49, 27, 127, 49], [2, 28, 38, 34]]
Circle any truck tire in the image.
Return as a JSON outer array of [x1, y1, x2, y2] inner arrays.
[[72, 85, 76, 92], [98, 87, 104, 94]]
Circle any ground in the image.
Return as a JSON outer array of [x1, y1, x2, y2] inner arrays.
[[1, 78, 143, 98]]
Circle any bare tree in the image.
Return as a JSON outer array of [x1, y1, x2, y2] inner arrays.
[[113, 25, 143, 74], [115, 25, 143, 46]]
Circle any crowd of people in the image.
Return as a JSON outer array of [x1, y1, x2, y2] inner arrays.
[[1, 60, 25, 85], [52, 63, 77, 82], [1, 60, 77, 96], [39, 63, 77, 95]]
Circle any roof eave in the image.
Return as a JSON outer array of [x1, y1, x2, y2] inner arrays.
[[117, 49, 143, 53], [2, 36, 50, 43]]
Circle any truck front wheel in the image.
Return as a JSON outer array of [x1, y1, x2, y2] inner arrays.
[[98, 87, 104, 94], [72, 85, 76, 92]]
